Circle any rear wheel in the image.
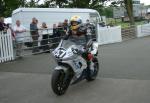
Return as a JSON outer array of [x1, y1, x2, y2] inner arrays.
[[86, 58, 99, 81], [51, 69, 71, 95]]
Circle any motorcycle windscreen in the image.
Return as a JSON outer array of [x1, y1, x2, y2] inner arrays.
[[60, 40, 76, 49]]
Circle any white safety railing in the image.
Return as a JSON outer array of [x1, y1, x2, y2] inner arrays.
[[97, 25, 122, 45], [0, 30, 14, 63], [137, 23, 150, 37]]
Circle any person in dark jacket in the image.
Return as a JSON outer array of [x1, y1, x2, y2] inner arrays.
[[50, 24, 59, 49], [52, 24, 57, 36], [57, 22, 65, 37], [30, 17, 39, 53], [0, 17, 7, 32], [63, 19, 69, 34], [56, 22, 65, 46]]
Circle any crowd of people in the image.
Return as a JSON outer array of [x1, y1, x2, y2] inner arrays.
[[0, 16, 70, 58], [29, 17, 69, 54]]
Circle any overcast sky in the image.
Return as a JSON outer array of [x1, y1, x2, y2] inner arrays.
[[141, 0, 150, 5], [38, 0, 150, 5]]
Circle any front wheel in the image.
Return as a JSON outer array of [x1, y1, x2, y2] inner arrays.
[[86, 58, 99, 81], [51, 69, 71, 95]]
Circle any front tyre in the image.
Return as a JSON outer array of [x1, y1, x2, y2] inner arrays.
[[86, 58, 99, 81], [51, 70, 70, 95]]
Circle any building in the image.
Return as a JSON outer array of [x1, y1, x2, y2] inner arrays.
[[113, 0, 146, 20]]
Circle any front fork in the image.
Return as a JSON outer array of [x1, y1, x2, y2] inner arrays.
[[54, 64, 73, 83]]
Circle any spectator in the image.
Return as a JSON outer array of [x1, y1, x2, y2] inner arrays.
[[7, 23, 15, 40], [40, 22, 49, 52], [57, 22, 65, 37], [13, 20, 26, 57], [30, 17, 39, 53], [50, 24, 58, 49], [53, 24, 57, 35], [53, 22, 65, 48], [50, 22, 64, 49], [63, 19, 69, 33], [0, 17, 7, 32], [7, 23, 16, 48]]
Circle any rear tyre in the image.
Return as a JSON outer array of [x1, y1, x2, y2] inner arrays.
[[51, 69, 71, 95], [86, 58, 99, 81]]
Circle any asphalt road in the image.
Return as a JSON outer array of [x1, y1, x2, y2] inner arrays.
[[1, 36, 150, 103]]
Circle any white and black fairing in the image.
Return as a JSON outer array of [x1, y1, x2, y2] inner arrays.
[[52, 39, 98, 84], [52, 40, 88, 83]]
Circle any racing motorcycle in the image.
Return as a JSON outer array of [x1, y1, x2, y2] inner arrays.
[[51, 39, 99, 95]]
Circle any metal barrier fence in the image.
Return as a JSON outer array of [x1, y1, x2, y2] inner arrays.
[[0, 30, 14, 63], [121, 25, 136, 40], [141, 23, 150, 34], [14, 29, 65, 57], [13, 26, 96, 58], [137, 23, 150, 37], [2, 23, 139, 62], [0, 23, 97, 63]]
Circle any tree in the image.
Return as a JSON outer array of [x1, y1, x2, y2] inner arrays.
[[68, 0, 104, 10], [0, 0, 5, 16], [0, 0, 20, 17], [0, 0, 110, 18], [124, 0, 134, 25], [103, 7, 113, 18], [109, 0, 135, 25], [54, 0, 68, 8], [41, 0, 106, 12], [23, 0, 41, 7], [40, 0, 68, 8]]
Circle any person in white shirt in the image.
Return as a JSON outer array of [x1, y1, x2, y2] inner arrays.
[[13, 20, 26, 57], [40, 22, 50, 52]]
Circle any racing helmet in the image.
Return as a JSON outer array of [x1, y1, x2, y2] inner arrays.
[[70, 15, 82, 30]]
